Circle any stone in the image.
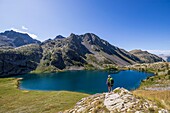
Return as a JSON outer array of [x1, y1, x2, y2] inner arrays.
[[0, 44, 42, 77], [158, 109, 169, 113], [135, 111, 143, 113], [64, 88, 168, 113]]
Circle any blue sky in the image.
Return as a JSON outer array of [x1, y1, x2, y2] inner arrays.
[[0, 0, 170, 54]]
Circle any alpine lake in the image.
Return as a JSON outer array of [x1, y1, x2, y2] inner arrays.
[[15, 70, 154, 94]]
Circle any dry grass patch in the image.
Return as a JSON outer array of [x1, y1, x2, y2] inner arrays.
[[132, 90, 170, 110]]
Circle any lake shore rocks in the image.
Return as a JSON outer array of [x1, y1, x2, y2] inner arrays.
[[63, 88, 168, 113]]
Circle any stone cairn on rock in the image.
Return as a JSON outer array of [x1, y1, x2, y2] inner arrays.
[[63, 88, 168, 113]]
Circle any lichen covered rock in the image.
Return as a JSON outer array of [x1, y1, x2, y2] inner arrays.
[[63, 88, 168, 113]]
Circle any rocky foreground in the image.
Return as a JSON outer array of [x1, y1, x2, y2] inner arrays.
[[63, 88, 168, 113]]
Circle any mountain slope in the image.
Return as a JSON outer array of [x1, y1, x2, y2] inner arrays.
[[0, 44, 42, 77], [0, 30, 41, 47], [129, 49, 165, 63], [0, 32, 165, 76], [39, 33, 141, 71]]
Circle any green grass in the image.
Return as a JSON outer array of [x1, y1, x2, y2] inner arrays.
[[30, 65, 58, 73], [84, 64, 96, 70], [140, 74, 170, 89], [0, 78, 89, 113], [135, 70, 170, 110], [132, 63, 170, 111], [104, 65, 118, 71], [145, 68, 155, 73]]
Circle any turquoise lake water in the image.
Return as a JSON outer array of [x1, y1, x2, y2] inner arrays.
[[17, 70, 153, 94]]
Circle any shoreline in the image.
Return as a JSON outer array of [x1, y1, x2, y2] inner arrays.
[[1, 63, 169, 112], [16, 78, 23, 90], [14, 69, 154, 93], [7, 61, 170, 93], [0, 78, 89, 113]]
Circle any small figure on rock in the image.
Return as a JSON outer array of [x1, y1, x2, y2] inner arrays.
[[106, 75, 114, 93]]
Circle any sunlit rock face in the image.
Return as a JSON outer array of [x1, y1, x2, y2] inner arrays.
[[64, 88, 168, 113]]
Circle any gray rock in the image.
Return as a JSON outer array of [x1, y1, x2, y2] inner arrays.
[[0, 30, 41, 48], [64, 88, 168, 113], [158, 109, 169, 113], [0, 44, 42, 77], [130, 49, 165, 63]]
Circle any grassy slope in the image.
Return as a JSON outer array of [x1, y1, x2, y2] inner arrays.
[[131, 62, 170, 110], [0, 78, 89, 113], [133, 90, 170, 110], [133, 74, 170, 110]]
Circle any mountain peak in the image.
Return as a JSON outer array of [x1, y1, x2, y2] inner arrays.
[[54, 35, 65, 40], [84, 32, 95, 35], [68, 33, 82, 42], [83, 33, 98, 38], [3, 30, 28, 36], [70, 33, 76, 37], [130, 49, 149, 54], [0, 30, 41, 47], [130, 49, 165, 63]]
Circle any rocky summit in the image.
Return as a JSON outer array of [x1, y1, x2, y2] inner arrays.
[[64, 88, 168, 113]]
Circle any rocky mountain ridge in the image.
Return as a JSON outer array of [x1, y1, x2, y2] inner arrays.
[[39, 33, 142, 71], [0, 30, 40, 48], [130, 49, 164, 63], [0, 30, 165, 76]]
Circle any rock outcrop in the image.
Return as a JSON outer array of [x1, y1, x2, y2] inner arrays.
[[0, 44, 43, 77], [64, 88, 168, 113]]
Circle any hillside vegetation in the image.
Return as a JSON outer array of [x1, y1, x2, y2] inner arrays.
[[127, 62, 170, 110]]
